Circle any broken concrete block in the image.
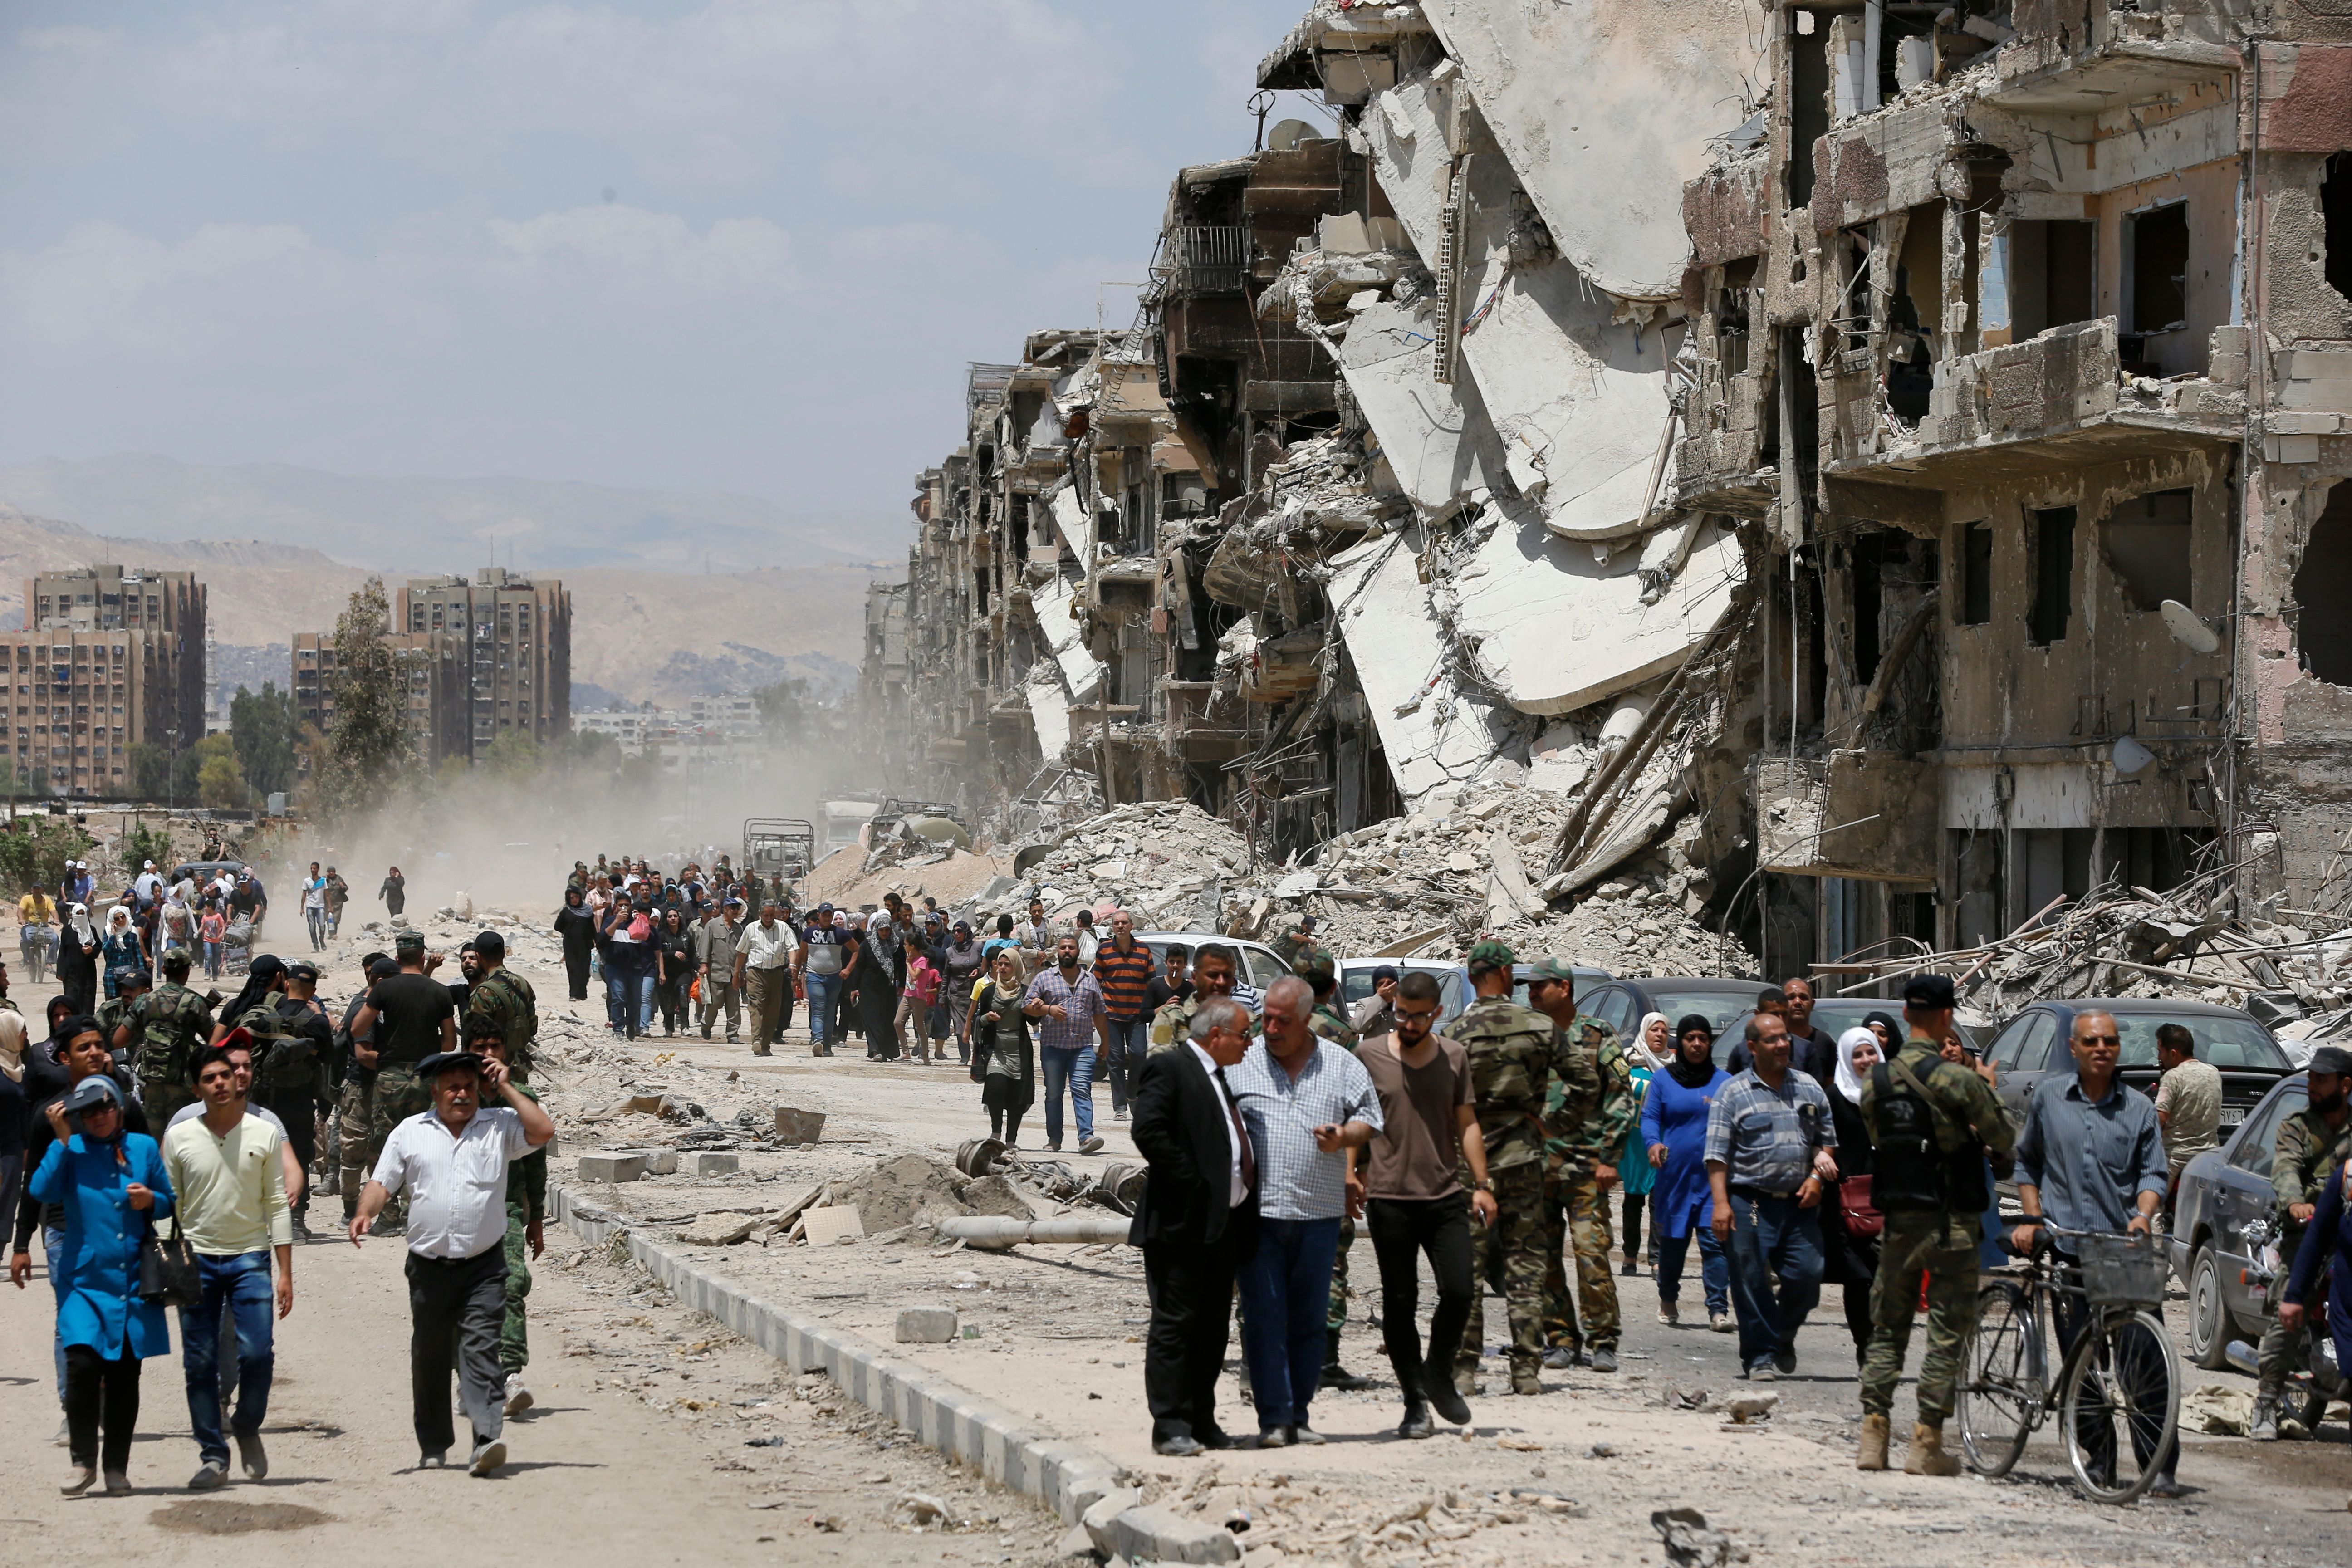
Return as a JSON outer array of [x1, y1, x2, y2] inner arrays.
[[895, 1306, 959, 1343], [578, 1152, 648, 1184], [691, 1152, 740, 1177], [646, 1149, 681, 1176], [1081, 1488, 1143, 1556], [772, 1106, 827, 1144], [678, 1212, 757, 1247], [800, 1206, 865, 1246]]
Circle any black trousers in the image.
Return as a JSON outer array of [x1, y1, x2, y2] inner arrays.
[[253, 1088, 317, 1215], [1367, 1196, 1474, 1399], [1142, 1235, 1243, 1444], [405, 1246, 508, 1455], [64, 1345, 141, 1472], [565, 948, 592, 1001]]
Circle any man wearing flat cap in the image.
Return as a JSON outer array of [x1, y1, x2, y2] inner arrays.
[[1854, 972, 2016, 1474], [2254, 1042, 2352, 1440], [350, 1048, 553, 1477]]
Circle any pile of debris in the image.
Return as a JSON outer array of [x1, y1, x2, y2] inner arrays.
[[1823, 873, 2352, 1046], [984, 799, 1251, 931]]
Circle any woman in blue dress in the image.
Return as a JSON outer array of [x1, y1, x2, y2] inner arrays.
[[99, 905, 146, 1001], [1641, 1014, 1732, 1329], [29, 1073, 176, 1495]]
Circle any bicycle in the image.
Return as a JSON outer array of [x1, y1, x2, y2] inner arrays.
[[1955, 1224, 2181, 1504]]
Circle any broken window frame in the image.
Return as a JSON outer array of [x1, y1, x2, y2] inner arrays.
[[2122, 199, 2191, 338], [2027, 506, 2077, 647]]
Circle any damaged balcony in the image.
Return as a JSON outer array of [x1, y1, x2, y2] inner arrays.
[[1989, 0, 2240, 115], [1752, 752, 1941, 883], [1161, 679, 1256, 763]]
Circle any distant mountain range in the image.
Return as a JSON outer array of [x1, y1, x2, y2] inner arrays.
[[0, 454, 906, 574]]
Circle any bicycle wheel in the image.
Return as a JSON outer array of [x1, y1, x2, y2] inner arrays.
[[1957, 1280, 2039, 1477], [2058, 1308, 2181, 1504]]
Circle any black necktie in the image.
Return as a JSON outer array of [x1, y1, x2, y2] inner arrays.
[[1214, 1067, 1255, 1193]]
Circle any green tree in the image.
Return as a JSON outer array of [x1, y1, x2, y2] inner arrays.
[[0, 813, 94, 895], [175, 734, 238, 803], [230, 681, 302, 796], [753, 677, 812, 742], [129, 742, 172, 800], [314, 578, 412, 820], [483, 729, 542, 779], [197, 754, 246, 809], [120, 822, 173, 878]]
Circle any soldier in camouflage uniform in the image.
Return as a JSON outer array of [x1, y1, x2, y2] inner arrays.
[[1296, 952, 1373, 1390], [1451, 940, 1578, 1396], [466, 1010, 549, 1416], [96, 968, 150, 1074], [1855, 974, 2016, 1474], [466, 930, 539, 1082], [1271, 914, 1319, 971], [117, 960, 213, 1128], [2255, 1043, 2352, 1439], [1525, 956, 1633, 1372]]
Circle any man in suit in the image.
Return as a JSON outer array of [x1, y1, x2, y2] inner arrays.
[[1128, 995, 1258, 1456]]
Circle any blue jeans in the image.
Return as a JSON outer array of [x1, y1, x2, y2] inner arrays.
[[1236, 1216, 1342, 1430], [46, 1224, 67, 1405], [1655, 1221, 1730, 1315], [1725, 1191, 1824, 1372], [180, 1251, 275, 1468], [1039, 1044, 1096, 1146], [1102, 1015, 1147, 1113], [804, 971, 839, 1047]]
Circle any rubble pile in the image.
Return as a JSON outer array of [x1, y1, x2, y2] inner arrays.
[[990, 799, 1251, 931]]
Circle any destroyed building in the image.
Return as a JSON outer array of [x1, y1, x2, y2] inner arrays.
[[862, 0, 2352, 981]]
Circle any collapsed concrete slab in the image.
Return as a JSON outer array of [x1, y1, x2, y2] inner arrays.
[[1029, 575, 1105, 703], [1420, 0, 1765, 302], [1363, 65, 1675, 542], [1336, 296, 1507, 512]]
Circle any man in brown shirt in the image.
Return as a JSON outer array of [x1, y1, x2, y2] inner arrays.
[[1359, 970, 1498, 1438]]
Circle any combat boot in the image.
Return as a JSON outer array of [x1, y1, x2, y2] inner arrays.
[[1511, 1362, 1544, 1396], [1322, 1328, 1372, 1391], [1904, 1421, 1961, 1476], [1856, 1412, 1890, 1470]]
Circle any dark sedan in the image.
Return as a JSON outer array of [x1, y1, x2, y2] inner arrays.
[[2171, 1072, 2309, 1368], [1979, 998, 2293, 1137]]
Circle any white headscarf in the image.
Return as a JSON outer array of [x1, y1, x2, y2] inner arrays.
[[1629, 1012, 1671, 1073], [105, 904, 132, 934], [0, 1010, 24, 1084], [1833, 1024, 1882, 1104], [68, 902, 94, 943]]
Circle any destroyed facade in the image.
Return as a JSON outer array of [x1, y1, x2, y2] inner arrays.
[[861, 0, 2352, 983]]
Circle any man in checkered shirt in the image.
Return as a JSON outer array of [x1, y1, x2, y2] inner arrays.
[[1023, 933, 1111, 1153], [1704, 1012, 1836, 1381]]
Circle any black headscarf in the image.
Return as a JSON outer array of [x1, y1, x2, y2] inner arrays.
[[1668, 1014, 1718, 1089], [222, 953, 289, 1025]]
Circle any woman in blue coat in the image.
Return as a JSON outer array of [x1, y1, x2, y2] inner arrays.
[[29, 1074, 175, 1496], [1641, 1015, 1731, 1329]]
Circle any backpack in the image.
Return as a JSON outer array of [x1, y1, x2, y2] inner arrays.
[[132, 985, 211, 1098], [246, 1003, 321, 1091]]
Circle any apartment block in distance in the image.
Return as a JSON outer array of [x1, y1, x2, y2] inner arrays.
[[6, 566, 209, 797]]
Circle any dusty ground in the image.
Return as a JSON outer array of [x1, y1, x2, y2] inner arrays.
[[15, 913, 2349, 1567]]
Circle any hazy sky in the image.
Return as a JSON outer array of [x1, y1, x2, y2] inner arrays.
[[0, 0, 1323, 516]]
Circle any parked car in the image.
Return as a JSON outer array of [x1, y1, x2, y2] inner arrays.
[[1980, 998, 2294, 1138], [1134, 932, 1294, 997], [2171, 1071, 2308, 1369], [1573, 976, 1766, 1058], [1334, 958, 1474, 1032]]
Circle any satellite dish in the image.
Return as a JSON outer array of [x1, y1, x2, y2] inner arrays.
[[1268, 118, 1317, 152], [2112, 735, 2157, 777], [2160, 599, 2219, 655]]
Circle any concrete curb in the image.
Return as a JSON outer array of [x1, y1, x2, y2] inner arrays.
[[550, 1185, 1237, 1563]]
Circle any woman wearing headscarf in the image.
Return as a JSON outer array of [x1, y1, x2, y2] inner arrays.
[[1862, 1011, 1900, 1055], [1821, 1024, 1886, 1365], [553, 887, 597, 1002], [1641, 1015, 1732, 1329], [0, 1012, 26, 1270], [860, 914, 903, 1061], [57, 904, 100, 1015], [99, 907, 145, 1001], [940, 921, 985, 1064], [1618, 1014, 1669, 1275], [967, 952, 1035, 1146], [29, 1069, 176, 1495]]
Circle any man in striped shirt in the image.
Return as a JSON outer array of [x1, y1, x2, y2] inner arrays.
[[1023, 934, 1111, 1154], [1092, 910, 1157, 1125]]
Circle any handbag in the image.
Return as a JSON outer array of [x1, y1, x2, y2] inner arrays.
[[138, 1215, 201, 1309], [1839, 1173, 1883, 1242]]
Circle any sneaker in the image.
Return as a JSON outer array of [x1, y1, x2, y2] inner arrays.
[[419, 1451, 449, 1469], [235, 1429, 268, 1480], [1745, 1362, 1776, 1382], [1114, 1107, 1129, 1122], [188, 1460, 229, 1491], [1153, 1434, 1205, 1457], [1588, 1346, 1619, 1374], [1289, 1424, 1327, 1446], [504, 1373, 534, 1418], [1079, 1136, 1106, 1155], [1253, 1427, 1293, 1450], [1659, 1303, 1680, 1326], [61, 1466, 96, 1496], [1709, 1312, 1734, 1334], [1772, 1349, 1797, 1377], [469, 1440, 507, 1478], [1541, 1346, 1576, 1371]]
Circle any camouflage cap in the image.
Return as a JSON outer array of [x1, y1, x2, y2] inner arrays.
[[1524, 956, 1579, 983], [1293, 950, 1337, 990], [1465, 938, 1516, 972]]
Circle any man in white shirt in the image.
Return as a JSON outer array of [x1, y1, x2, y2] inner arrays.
[[351, 1050, 554, 1476], [162, 1044, 295, 1491], [733, 898, 798, 1058]]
